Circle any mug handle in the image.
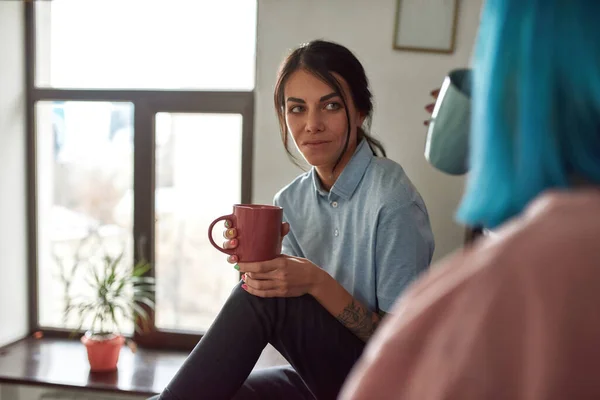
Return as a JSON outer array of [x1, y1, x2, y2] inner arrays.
[[208, 214, 236, 256]]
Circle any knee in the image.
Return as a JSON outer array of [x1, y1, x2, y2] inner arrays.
[[230, 280, 249, 299], [228, 280, 263, 306], [227, 280, 278, 311]]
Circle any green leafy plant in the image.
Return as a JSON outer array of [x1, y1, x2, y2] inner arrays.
[[63, 249, 156, 337]]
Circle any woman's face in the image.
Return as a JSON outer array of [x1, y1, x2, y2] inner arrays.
[[283, 69, 364, 170]]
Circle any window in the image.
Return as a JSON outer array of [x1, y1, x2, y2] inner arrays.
[[154, 113, 242, 333], [27, 0, 256, 350], [35, 0, 256, 90], [36, 101, 135, 332]]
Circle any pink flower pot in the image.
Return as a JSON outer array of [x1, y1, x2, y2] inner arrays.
[[81, 332, 125, 372]]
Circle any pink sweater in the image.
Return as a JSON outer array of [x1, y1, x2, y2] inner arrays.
[[340, 189, 600, 400]]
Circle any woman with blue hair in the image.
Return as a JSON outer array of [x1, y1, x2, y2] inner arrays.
[[340, 0, 600, 398]]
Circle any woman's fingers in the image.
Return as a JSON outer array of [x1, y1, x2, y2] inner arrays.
[[241, 284, 280, 298], [244, 270, 277, 281], [237, 258, 282, 274], [223, 227, 237, 239], [243, 274, 279, 291], [424, 88, 439, 126], [424, 88, 441, 125], [222, 220, 238, 263], [424, 93, 438, 126], [223, 238, 238, 250], [223, 227, 239, 264], [281, 222, 290, 237]]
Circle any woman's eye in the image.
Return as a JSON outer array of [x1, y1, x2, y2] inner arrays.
[[289, 105, 304, 113], [325, 102, 341, 111]]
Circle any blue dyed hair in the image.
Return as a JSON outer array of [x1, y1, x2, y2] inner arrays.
[[456, 0, 600, 228]]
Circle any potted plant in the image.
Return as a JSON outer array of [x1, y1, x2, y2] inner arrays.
[[62, 249, 156, 372]]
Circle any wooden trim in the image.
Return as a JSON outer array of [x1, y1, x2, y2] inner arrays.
[[241, 95, 255, 204], [36, 326, 201, 352], [32, 88, 254, 108], [24, 0, 39, 335], [133, 330, 202, 352]]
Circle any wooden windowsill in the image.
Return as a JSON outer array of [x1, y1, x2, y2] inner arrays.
[[0, 336, 287, 396]]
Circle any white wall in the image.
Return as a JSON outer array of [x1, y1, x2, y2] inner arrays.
[[0, 1, 28, 346], [254, 0, 482, 261]]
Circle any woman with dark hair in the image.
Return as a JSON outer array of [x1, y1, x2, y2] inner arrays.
[[154, 40, 434, 400]]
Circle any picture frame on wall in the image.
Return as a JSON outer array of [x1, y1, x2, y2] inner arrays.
[[393, 0, 459, 54]]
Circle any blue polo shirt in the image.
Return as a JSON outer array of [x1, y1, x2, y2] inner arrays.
[[273, 139, 435, 313]]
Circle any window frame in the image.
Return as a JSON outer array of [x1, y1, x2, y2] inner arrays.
[[24, 2, 254, 351]]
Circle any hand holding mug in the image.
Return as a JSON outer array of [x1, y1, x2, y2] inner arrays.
[[238, 255, 322, 298], [223, 221, 290, 264], [424, 68, 472, 175], [208, 204, 285, 263], [424, 88, 441, 126]]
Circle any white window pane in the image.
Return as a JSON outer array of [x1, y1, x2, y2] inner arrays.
[[36, 101, 135, 334], [35, 0, 257, 90], [154, 113, 242, 333]]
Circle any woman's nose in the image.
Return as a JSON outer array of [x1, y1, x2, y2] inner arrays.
[[306, 110, 325, 133]]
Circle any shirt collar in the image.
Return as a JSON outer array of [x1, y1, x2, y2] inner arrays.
[[310, 139, 374, 200]]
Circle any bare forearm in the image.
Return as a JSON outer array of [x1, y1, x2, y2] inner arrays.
[[310, 270, 383, 342]]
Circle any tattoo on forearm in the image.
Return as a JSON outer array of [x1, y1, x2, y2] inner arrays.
[[336, 300, 382, 342]]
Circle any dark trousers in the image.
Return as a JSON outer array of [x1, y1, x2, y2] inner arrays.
[[154, 282, 365, 400]]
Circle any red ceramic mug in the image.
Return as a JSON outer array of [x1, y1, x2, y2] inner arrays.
[[208, 204, 283, 262]]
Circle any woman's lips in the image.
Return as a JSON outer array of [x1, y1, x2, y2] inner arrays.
[[303, 140, 330, 147]]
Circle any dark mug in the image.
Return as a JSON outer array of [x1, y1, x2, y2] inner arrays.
[[425, 68, 473, 175], [208, 204, 283, 262]]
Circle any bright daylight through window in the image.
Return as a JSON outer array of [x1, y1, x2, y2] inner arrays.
[[33, 0, 256, 337]]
